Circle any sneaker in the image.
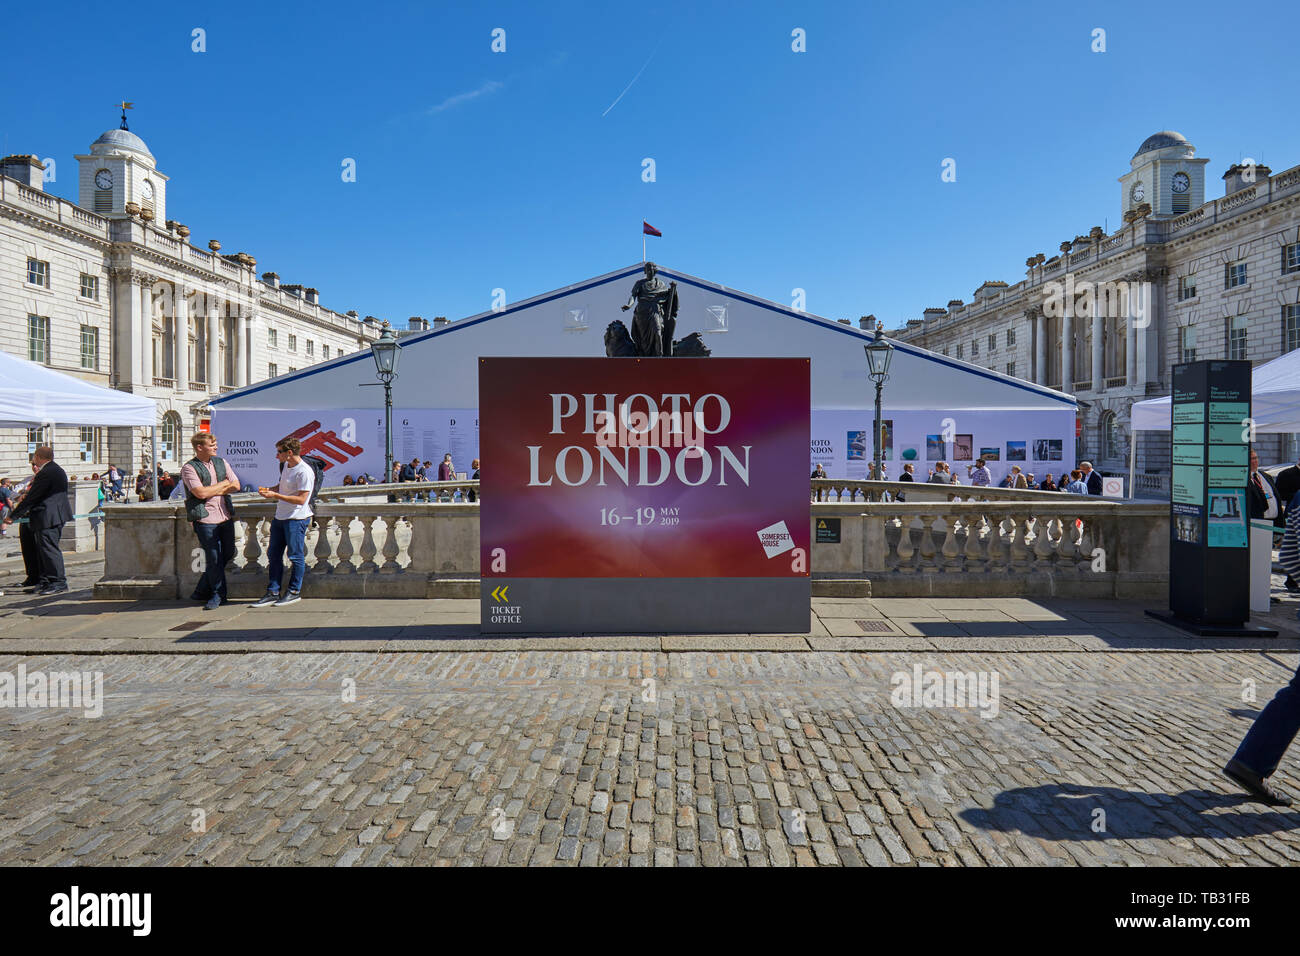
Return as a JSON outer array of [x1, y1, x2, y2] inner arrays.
[[204, 595, 223, 611], [251, 591, 280, 608], [274, 590, 301, 606]]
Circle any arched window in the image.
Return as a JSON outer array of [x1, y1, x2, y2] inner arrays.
[[1101, 411, 1122, 462], [160, 411, 183, 462]]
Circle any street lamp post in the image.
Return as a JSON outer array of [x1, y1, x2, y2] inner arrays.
[[864, 324, 894, 488], [369, 322, 401, 488]]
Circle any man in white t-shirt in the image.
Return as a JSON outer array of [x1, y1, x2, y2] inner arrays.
[[251, 436, 314, 607]]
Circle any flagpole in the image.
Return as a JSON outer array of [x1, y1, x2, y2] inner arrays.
[[642, 222, 646, 264]]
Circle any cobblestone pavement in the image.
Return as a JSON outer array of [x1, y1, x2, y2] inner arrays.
[[2, 648, 1299, 866]]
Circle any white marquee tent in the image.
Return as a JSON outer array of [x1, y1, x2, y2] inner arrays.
[[1128, 348, 1300, 495], [210, 265, 1079, 488], [0, 350, 160, 495]]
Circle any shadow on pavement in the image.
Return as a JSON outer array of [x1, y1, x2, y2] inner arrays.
[[961, 783, 1300, 840]]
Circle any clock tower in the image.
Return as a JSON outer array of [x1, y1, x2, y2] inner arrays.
[[1118, 131, 1208, 219], [74, 110, 168, 222]]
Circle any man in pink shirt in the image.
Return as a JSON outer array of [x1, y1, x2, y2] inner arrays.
[[181, 432, 240, 610]]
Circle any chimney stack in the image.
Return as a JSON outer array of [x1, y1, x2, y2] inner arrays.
[[1223, 163, 1270, 196], [1, 155, 44, 190], [305, 287, 318, 305], [408, 316, 428, 331], [262, 272, 279, 288], [858, 314, 876, 330], [433, 316, 450, 328]]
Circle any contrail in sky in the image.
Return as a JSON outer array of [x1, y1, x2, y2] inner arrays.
[[602, 39, 665, 117]]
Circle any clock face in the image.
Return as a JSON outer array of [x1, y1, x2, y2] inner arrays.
[[1131, 182, 1145, 203], [1171, 172, 1190, 194], [94, 169, 112, 190], [141, 179, 154, 199]]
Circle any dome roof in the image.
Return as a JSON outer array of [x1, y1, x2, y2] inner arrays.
[[90, 128, 154, 161], [1133, 130, 1190, 158]]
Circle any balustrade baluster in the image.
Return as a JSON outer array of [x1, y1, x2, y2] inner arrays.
[[917, 517, 939, 571], [380, 516, 402, 572], [1032, 514, 1055, 565], [358, 516, 380, 573], [963, 515, 985, 570], [985, 516, 1008, 570], [940, 514, 961, 569], [1008, 516, 1030, 568], [895, 516, 915, 571], [241, 517, 264, 572], [1056, 516, 1079, 566], [335, 515, 357, 573], [313, 516, 335, 572]]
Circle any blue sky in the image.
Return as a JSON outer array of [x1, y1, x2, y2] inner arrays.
[[4, 0, 1298, 327]]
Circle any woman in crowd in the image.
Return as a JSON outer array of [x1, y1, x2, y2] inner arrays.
[[1065, 469, 1088, 494], [342, 475, 355, 486]]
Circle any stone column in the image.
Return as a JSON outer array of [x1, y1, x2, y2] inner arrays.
[[207, 296, 221, 389], [1091, 307, 1103, 390], [1125, 275, 1138, 386], [139, 279, 153, 385], [1031, 310, 1046, 385], [173, 283, 189, 392], [236, 312, 250, 387], [118, 272, 144, 388], [1061, 308, 1073, 391]]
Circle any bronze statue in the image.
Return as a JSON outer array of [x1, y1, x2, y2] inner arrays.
[[620, 262, 677, 356]]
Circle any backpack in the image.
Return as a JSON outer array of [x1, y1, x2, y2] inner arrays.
[[281, 454, 327, 512]]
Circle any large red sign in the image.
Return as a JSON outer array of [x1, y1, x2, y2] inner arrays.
[[479, 357, 810, 579]]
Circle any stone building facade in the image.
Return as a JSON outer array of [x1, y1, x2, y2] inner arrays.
[[0, 119, 382, 480], [890, 131, 1300, 496]]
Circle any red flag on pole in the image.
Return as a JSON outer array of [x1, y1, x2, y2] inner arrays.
[[642, 221, 662, 237]]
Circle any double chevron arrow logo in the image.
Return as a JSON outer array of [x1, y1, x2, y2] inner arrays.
[[490, 585, 509, 602]]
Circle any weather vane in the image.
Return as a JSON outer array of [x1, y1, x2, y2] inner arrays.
[[116, 101, 134, 130]]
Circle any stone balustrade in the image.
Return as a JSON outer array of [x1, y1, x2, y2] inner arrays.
[[94, 481, 1170, 602]]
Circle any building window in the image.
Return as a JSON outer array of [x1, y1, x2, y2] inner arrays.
[[288, 334, 297, 352], [79, 426, 102, 462], [1101, 411, 1121, 461], [306, 340, 314, 357], [28, 315, 50, 363], [1284, 304, 1300, 354], [971, 340, 979, 358], [268, 328, 277, 348], [956, 344, 963, 359], [988, 334, 997, 352], [1227, 316, 1247, 361], [1172, 192, 1190, 214], [27, 258, 50, 288], [26, 426, 51, 459], [1225, 261, 1248, 289], [322, 345, 330, 360], [289, 367, 297, 374], [1284, 243, 1300, 275], [80, 273, 99, 300], [1006, 328, 1015, 347], [1180, 325, 1197, 364], [160, 412, 182, 462], [80, 325, 99, 370], [1179, 275, 1196, 300], [1006, 362, 1015, 377], [942, 348, 949, 357], [268, 363, 278, 378]]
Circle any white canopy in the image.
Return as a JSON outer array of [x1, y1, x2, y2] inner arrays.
[[1130, 348, 1300, 433], [0, 351, 157, 427]]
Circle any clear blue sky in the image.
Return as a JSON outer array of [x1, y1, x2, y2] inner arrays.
[[5, 0, 1298, 326]]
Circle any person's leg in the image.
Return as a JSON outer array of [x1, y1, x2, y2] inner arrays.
[[1233, 662, 1300, 778], [19, 524, 39, 585], [192, 523, 216, 599], [285, 518, 308, 593], [215, 520, 235, 600], [266, 518, 287, 595], [38, 524, 66, 588]]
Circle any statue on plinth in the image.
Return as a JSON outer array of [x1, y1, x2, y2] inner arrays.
[[605, 262, 710, 358]]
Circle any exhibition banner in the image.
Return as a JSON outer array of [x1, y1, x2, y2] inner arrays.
[[809, 408, 1076, 483], [209, 408, 478, 490], [479, 357, 811, 633]]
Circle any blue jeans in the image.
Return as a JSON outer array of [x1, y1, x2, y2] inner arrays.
[[267, 517, 309, 594], [1233, 662, 1300, 779], [193, 520, 236, 600]]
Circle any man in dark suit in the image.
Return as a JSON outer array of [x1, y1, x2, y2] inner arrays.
[[1080, 461, 1103, 495], [2, 446, 72, 595], [1277, 458, 1300, 592]]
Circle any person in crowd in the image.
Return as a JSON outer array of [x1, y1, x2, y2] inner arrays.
[[1009, 465, 1028, 489], [356, 475, 368, 486], [8, 465, 40, 585], [1276, 455, 1300, 592], [468, 458, 481, 503], [158, 469, 176, 499], [1079, 460, 1103, 495], [135, 466, 151, 501], [0, 478, 13, 536], [967, 458, 992, 487], [107, 463, 124, 501], [1065, 469, 1088, 494], [811, 463, 827, 479], [181, 432, 241, 611], [1025, 472, 1039, 490], [3, 446, 72, 595], [1040, 473, 1057, 492], [342, 475, 355, 486], [252, 436, 314, 607], [998, 471, 1016, 488], [927, 462, 950, 484], [401, 457, 419, 483], [899, 463, 915, 482], [420, 460, 432, 480], [949, 471, 961, 485], [391, 462, 402, 484], [438, 453, 455, 482]]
